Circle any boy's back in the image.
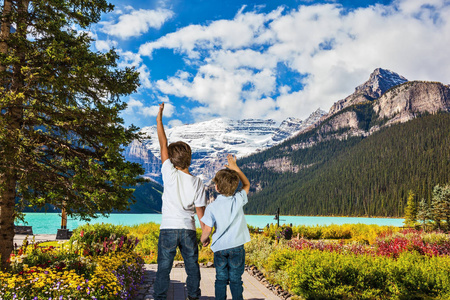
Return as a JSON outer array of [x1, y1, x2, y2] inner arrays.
[[160, 159, 205, 229], [202, 189, 250, 252]]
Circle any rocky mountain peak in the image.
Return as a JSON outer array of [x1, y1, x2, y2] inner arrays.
[[329, 68, 408, 115], [355, 68, 408, 100]]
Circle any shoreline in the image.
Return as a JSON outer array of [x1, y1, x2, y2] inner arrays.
[[18, 211, 404, 219]]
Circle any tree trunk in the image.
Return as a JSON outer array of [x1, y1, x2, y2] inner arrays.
[[0, 175, 17, 269], [0, 0, 29, 270]]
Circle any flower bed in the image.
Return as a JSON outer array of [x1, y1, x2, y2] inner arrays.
[[0, 225, 145, 300], [245, 229, 450, 299]]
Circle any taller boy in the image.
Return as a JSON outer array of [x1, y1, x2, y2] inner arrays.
[[154, 103, 206, 300]]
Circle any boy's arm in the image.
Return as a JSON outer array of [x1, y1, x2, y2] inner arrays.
[[225, 154, 250, 194], [200, 224, 212, 247], [196, 206, 206, 229], [156, 103, 169, 164]]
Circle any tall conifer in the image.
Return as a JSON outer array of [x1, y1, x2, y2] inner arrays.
[[0, 0, 145, 268]]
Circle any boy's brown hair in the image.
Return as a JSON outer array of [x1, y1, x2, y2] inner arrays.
[[213, 169, 240, 196], [168, 141, 191, 169]]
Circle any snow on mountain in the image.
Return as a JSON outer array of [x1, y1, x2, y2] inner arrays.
[[125, 110, 326, 184]]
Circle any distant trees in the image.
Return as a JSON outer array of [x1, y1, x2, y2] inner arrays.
[[430, 185, 450, 230], [412, 184, 450, 231], [242, 113, 450, 218], [416, 198, 432, 230]]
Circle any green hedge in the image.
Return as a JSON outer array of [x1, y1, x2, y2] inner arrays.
[[261, 248, 450, 300]]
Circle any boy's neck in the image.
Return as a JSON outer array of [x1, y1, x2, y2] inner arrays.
[[176, 166, 191, 175]]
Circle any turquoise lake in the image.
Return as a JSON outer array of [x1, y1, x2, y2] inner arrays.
[[16, 213, 405, 234]]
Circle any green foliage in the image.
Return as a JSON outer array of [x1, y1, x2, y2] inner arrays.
[[404, 190, 417, 227], [247, 243, 450, 299], [245, 234, 283, 271], [1, 0, 146, 220], [126, 222, 160, 263], [0, 0, 146, 267], [417, 198, 432, 229], [242, 113, 450, 217], [263, 223, 400, 245], [70, 223, 130, 245], [431, 184, 450, 230]]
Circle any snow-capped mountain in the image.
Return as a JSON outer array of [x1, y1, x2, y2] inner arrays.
[[124, 109, 326, 184]]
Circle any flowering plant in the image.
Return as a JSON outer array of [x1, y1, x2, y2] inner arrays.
[[275, 226, 293, 240], [1, 224, 145, 300]]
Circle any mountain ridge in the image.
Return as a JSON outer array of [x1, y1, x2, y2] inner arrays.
[[239, 69, 450, 216], [124, 108, 327, 184]]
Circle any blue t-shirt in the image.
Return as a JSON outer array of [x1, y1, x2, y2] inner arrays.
[[201, 190, 251, 252]]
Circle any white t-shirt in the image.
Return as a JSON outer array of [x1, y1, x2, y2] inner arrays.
[[160, 160, 206, 230]]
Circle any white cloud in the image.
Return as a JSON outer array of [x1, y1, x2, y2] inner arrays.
[[117, 50, 143, 67], [124, 99, 174, 119], [101, 8, 174, 39], [168, 119, 184, 128], [139, 7, 283, 58], [140, 0, 450, 122], [95, 39, 118, 52]]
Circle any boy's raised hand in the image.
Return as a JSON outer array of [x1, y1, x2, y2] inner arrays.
[[157, 102, 164, 121], [224, 154, 239, 171], [224, 153, 251, 194]]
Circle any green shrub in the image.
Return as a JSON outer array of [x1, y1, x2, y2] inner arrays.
[[245, 234, 279, 270], [70, 223, 130, 245], [246, 231, 450, 300]]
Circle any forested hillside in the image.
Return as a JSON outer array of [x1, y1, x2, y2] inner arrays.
[[20, 181, 163, 214], [241, 113, 450, 217], [128, 181, 163, 213]]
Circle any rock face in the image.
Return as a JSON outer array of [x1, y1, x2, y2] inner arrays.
[[329, 68, 408, 115], [278, 69, 450, 152], [124, 110, 326, 184], [320, 111, 360, 133], [374, 81, 450, 125]]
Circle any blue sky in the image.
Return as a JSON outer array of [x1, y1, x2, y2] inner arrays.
[[88, 0, 450, 129]]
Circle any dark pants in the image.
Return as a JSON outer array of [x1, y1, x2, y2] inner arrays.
[[214, 245, 245, 300], [153, 229, 201, 300]]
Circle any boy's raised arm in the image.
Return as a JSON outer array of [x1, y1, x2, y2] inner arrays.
[[156, 103, 169, 164], [225, 154, 250, 194]]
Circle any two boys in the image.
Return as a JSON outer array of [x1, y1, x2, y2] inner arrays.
[[154, 103, 250, 300]]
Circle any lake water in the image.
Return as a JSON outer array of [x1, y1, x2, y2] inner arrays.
[[16, 213, 405, 234]]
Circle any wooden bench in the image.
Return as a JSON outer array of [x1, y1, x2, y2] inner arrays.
[[14, 225, 33, 235]]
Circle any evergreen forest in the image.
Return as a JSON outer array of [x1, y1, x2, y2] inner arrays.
[[240, 113, 450, 217]]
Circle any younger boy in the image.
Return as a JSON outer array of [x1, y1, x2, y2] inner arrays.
[[154, 103, 206, 300], [200, 154, 251, 300]]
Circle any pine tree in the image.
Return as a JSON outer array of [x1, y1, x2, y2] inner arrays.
[[430, 184, 450, 230], [403, 190, 417, 227], [416, 198, 431, 230], [0, 0, 145, 269]]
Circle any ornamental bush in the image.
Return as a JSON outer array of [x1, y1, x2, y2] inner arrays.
[[246, 227, 450, 299]]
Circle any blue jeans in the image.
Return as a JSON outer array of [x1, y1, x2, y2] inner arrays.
[[153, 229, 201, 300], [214, 245, 245, 300]]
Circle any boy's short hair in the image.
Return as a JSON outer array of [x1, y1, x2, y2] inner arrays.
[[213, 169, 240, 197], [168, 141, 191, 169]]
